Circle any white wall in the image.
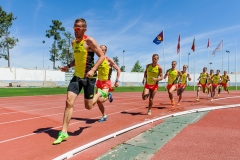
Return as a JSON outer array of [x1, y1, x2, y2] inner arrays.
[[0, 67, 65, 87], [1, 67, 240, 87]]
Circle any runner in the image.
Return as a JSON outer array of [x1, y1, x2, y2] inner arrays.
[[142, 54, 163, 115], [53, 18, 105, 145], [177, 65, 191, 106], [164, 61, 182, 107], [96, 45, 121, 122], [196, 67, 208, 101], [219, 70, 230, 95], [211, 69, 222, 101], [206, 69, 214, 97]]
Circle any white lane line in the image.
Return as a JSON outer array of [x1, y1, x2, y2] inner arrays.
[[53, 104, 240, 160], [0, 101, 144, 124], [0, 106, 145, 144]]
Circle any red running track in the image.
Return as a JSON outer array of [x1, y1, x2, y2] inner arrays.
[[0, 91, 239, 159]]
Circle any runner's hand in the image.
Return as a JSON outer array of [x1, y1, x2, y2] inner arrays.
[[86, 69, 94, 77], [60, 66, 68, 72], [114, 82, 119, 87]]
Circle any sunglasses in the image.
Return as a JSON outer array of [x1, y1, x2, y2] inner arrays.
[[73, 27, 84, 31]]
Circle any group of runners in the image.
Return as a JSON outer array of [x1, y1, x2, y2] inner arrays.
[[53, 18, 230, 145]]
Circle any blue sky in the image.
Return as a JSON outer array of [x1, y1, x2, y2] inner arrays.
[[0, 0, 239, 73]]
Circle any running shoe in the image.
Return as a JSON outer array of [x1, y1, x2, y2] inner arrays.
[[217, 94, 220, 97], [171, 100, 175, 107], [177, 103, 180, 106], [98, 89, 108, 98], [147, 110, 151, 115], [227, 90, 230, 94], [196, 98, 199, 102], [210, 98, 214, 102], [98, 115, 108, 122], [108, 93, 113, 103], [53, 131, 69, 145]]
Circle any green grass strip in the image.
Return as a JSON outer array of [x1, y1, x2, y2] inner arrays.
[[0, 86, 238, 97]]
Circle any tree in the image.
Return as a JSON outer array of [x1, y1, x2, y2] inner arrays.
[[131, 60, 144, 72], [46, 20, 65, 69], [120, 66, 125, 72], [58, 32, 74, 66], [0, 6, 18, 67], [112, 56, 120, 71]]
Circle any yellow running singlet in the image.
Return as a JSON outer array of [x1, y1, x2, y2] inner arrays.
[[72, 37, 96, 78], [98, 57, 111, 81], [146, 64, 159, 85], [212, 74, 221, 84], [167, 69, 178, 84]]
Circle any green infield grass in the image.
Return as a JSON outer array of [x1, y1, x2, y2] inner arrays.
[[0, 86, 238, 97]]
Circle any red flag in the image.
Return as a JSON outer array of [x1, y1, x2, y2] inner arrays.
[[177, 34, 180, 54], [191, 37, 195, 52], [207, 38, 210, 48]]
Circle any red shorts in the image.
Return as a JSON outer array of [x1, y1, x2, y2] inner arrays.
[[96, 80, 114, 92], [167, 84, 178, 90], [197, 83, 207, 88], [178, 83, 186, 89], [144, 84, 158, 90], [221, 83, 228, 87], [212, 84, 219, 87]]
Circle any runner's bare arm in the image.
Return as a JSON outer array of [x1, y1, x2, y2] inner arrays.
[[187, 73, 192, 81], [85, 37, 105, 76], [164, 69, 169, 79], [108, 58, 121, 87], [153, 65, 163, 81], [142, 64, 149, 84]]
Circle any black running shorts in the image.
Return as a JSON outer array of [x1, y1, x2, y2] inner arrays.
[[67, 76, 96, 99]]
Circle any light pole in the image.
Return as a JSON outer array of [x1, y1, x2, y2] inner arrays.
[[188, 53, 190, 72], [226, 50, 230, 73], [42, 40, 45, 69], [123, 50, 125, 86], [42, 40, 45, 86], [209, 62, 212, 70]]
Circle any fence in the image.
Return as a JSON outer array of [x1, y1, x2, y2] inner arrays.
[[1, 67, 240, 89]]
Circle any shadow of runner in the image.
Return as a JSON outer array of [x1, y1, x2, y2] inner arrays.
[[71, 117, 98, 124], [33, 126, 91, 139], [146, 106, 166, 109], [121, 111, 145, 116]]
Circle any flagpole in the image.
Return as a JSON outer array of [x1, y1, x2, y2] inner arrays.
[[208, 38, 209, 70], [222, 39, 224, 72], [235, 39, 237, 90], [162, 28, 166, 90], [179, 34, 181, 70], [194, 36, 196, 91]]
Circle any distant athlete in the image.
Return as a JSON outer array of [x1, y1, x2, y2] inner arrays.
[[53, 18, 105, 145], [206, 69, 214, 97], [219, 70, 230, 95], [96, 45, 121, 122], [177, 65, 191, 106], [196, 67, 208, 101], [142, 54, 163, 115], [164, 61, 182, 107], [211, 70, 222, 101]]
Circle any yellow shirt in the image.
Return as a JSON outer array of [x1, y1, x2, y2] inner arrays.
[[207, 73, 214, 84], [167, 69, 178, 84], [212, 74, 221, 84], [222, 75, 228, 83], [146, 64, 159, 85], [199, 72, 207, 84], [98, 57, 111, 81], [181, 72, 187, 84], [72, 38, 96, 78]]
